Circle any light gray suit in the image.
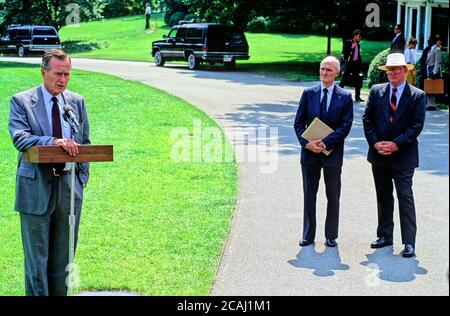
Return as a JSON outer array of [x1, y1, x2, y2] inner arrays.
[[8, 86, 90, 296]]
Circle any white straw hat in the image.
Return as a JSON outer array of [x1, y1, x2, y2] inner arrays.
[[378, 53, 415, 71]]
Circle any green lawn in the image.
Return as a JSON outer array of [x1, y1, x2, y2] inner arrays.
[[57, 13, 390, 81], [0, 62, 237, 295]]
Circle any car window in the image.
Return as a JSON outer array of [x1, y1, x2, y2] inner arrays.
[[175, 28, 187, 38], [167, 28, 178, 38], [1, 32, 10, 40], [33, 28, 57, 36], [16, 29, 30, 38], [185, 28, 204, 38], [208, 26, 246, 44]]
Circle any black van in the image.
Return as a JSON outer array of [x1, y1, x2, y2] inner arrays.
[[0, 25, 61, 57], [151, 23, 250, 70]]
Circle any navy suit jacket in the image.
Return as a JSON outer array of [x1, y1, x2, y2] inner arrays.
[[294, 84, 354, 167], [362, 83, 426, 169], [390, 34, 406, 53]]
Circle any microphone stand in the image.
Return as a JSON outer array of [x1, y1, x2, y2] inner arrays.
[[64, 112, 79, 296]]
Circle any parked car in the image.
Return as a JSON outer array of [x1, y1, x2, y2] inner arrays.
[[151, 23, 250, 70], [0, 24, 61, 57]]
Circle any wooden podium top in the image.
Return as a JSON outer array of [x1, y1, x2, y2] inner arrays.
[[23, 145, 113, 163]]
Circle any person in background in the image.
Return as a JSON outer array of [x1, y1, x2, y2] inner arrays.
[[404, 37, 417, 86], [390, 24, 406, 53], [145, 3, 152, 30], [419, 36, 435, 90], [339, 29, 364, 103], [425, 35, 443, 111]]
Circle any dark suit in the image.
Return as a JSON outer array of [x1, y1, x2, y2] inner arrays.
[[294, 84, 353, 241], [419, 44, 433, 89], [339, 39, 362, 100], [362, 83, 426, 246], [8, 86, 90, 295], [390, 33, 406, 53]]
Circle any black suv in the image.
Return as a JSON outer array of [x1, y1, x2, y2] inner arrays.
[[151, 23, 250, 70], [0, 25, 61, 57]]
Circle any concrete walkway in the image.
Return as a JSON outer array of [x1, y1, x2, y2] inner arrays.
[[2, 57, 448, 296]]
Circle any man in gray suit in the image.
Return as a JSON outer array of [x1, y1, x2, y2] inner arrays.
[[8, 49, 90, 295]]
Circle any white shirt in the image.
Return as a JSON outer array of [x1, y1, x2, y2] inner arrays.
[[320, 83, 335, 112], [41, 85, 74, 171], [145, 6, 152, 15], [404, 48, 416, 65], [389, 81, 406, 108]]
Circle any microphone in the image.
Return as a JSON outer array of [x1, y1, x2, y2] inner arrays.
[[63, 104, 80, 135]]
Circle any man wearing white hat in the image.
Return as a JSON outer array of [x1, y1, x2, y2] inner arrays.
[[362, 53, 426, 258]]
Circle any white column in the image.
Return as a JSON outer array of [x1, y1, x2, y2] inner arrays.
[[404, 6, 409, 41], [417, 6, 421, 49], [397, 1, 402, 24], [424, 2, 432, 44]]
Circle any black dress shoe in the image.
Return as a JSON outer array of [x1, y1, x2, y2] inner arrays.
[[426, 106, 437, 111], [325, 239, 337, 247], [370, 237, 393, 249], [402, 244, 416, 258], [355, 97, 365, 102], [299, 239, 314, 247]]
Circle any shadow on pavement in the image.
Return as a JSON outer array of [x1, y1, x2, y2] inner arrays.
[[360, 247, 428, 283], [218, 98, 449, 176], [288, 245, 350, 277]]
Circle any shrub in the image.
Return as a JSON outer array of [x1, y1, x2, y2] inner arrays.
[[441, 52, 449, 79], [169, 11, 186, 26], [247, 16, 269, 33], [368, 48, 390, 88], [61, 40, 108, 54], [183, 13, 197, 23]]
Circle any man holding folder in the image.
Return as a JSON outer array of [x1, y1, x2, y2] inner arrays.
[[294, 56, 353, 248]]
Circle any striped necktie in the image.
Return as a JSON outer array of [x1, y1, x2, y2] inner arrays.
[[389, 88, 397, 124]]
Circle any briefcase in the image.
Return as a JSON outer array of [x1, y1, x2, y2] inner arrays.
[[424, 79, 444, 94]]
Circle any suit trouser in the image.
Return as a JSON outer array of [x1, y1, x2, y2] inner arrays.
[[145, 14, 151, 29], [302, 163, 342, 241], [20, 174, 82, 296], [371, 165, 416, 246], [339, 62, 362, 99]]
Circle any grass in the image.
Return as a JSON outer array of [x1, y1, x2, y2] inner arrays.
[[56, 13, 390, 81], [0, 62, 237, 295]]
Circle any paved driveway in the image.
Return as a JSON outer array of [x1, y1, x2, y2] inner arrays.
[[2, 57, 448, 296]]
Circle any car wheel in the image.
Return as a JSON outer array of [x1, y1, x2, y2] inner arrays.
[[224, 60, 236, 70], [155, 51, 165, 67], [187, 53, 198, 70], [17, 46, 25, 57]]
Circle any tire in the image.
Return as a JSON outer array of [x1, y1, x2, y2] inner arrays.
[[17, 46, 25, 57], [187, 53, 198, 70], [154, 51, 165, 67], [224, 60, 236, 70]]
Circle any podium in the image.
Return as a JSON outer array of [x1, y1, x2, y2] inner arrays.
[[23, 144, 113, 296], [23, 145, 113, 163]]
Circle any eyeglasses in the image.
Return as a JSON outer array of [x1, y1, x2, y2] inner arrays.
[[386, 68, 404, 74]]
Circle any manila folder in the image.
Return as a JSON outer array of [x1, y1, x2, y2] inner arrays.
[[301, 117, 334, 156]]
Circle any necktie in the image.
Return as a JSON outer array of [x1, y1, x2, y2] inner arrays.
[[51, 97, 65, 172], [389, 88, 397, 124], [320, 88, 328, 120]]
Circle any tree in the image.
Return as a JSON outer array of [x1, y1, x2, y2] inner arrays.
[[0, 0, 107, 31]]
